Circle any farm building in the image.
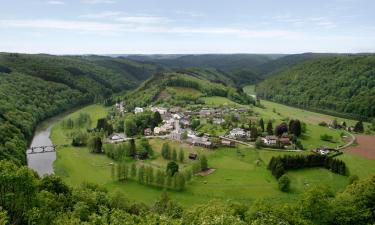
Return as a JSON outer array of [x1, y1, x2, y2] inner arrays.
[[262, 136, 278, 145], [134, 107, 144, 114]]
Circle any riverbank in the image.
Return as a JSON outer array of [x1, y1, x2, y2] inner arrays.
[[26, 106, 89, 176]]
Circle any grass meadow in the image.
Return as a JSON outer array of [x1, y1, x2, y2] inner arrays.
[[51, 101, 374, 207]]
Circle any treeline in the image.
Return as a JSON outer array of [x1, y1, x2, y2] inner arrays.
[[2, 160, 375, 225], [115, 162, 191, 191], [61, 113, 92, 129], [257, 55, 375, 119], [268, 154, 347, 179], [104, 138, 153, 160]]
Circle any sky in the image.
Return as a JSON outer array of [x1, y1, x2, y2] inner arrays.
[[0, 0, 374, 54]]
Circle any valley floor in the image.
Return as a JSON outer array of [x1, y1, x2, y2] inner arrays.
[[51, 102, 375, 207]]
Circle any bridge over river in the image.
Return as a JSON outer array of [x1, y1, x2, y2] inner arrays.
[[27, 145, 57, 154]]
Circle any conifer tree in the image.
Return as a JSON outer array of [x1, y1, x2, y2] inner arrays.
[[178, 149, 184, 163], [172, 148, 177, 161], [259, 118, 265, 132], [267, 120, 273, 135]]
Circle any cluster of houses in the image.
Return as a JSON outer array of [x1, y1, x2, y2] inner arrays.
[[113, 103, 296, 150]]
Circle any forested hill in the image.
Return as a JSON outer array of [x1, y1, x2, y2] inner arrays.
[[124, 53, 340, 87], [122, 70, 254, 109], [256, 55, 375, 119], [0, 53, 160, 165], [125, 54, 280, 72]]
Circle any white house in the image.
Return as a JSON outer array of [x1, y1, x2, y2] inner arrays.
[[262, 136, 278, 145], [134, 107, 144, 114], [151, 107, 168, 115], [229, 128, 247, 138], [173, 113, 182, 120], [108, 133, 126, 143], [213, 118, 225, 125]]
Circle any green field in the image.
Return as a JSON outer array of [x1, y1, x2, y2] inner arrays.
[[50, 104, 375, 207], [201, 96, 240, 106]]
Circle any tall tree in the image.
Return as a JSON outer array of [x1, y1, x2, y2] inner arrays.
[[124, 118, 137, 137], [259, 118, 265, 132], [354, 121, 364, 133], [178, 149, 184, 163], [266, 120, 273, 135], [174, 172, 186, 191], [138, 165, 145, 184], [275, 122, 288, 136], [290, 120, 302, 137], [88, 136, 102, 153], [130, 163, 137, 178], [172, 148, 177, 161], [166, 161, 179, 176], [200, 155, 208, 171], [152, 111, 162, 128], [161, 143, 171, 160], [128, 139, 136, 158]]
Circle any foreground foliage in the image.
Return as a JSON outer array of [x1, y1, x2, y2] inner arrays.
[[1, 160, 375, 225]]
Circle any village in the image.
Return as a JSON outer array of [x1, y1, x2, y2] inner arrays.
[[112, 102, 299, 152]]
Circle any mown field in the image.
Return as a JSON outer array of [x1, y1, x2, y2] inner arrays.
[[51, 103, 375, 207]]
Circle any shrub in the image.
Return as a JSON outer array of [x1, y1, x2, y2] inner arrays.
[[278, 174, 290, 192], [320, 134, 333, 142]]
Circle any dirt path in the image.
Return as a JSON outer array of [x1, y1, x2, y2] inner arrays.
[[338, 130, 356, 150]]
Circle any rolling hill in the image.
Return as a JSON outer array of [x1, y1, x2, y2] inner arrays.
[[256, 54, 375, 119], [0, 53, 161, 165], [125, 53, 342, 87], [122, 70, 254, 109]]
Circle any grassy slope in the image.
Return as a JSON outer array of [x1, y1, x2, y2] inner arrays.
[[201, 96, 240, 106], [50, 104, 375, 207]]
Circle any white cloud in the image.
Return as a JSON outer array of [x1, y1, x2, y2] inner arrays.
[[47, 0, 65, 5], [0, 19, 122, 32], [115, 16, 170, 25], [82, 0, 116, 4], [79, 11, 122, 19], [0, 18, 302, 39]]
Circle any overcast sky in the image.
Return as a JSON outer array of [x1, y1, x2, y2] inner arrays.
[[0, 0, 374, 54]]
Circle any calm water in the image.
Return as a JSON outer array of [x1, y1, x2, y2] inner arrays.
[[27, 121, 56, 176], [26, 107, 80, 176]]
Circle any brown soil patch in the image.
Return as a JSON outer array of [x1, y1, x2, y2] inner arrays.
[[196, 168, 216, 177], [347, 135, 375, 160]]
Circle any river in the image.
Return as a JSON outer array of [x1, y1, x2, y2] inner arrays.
[[26, 108, 78, 176]]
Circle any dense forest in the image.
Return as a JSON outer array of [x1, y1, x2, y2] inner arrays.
[[257, 55, 375, 119], [125, 54, 278, 72], [0, 53, 160, 165], [125, 53, 344, 87], [1, 160, 375, 225]]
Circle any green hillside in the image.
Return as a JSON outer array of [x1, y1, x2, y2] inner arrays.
[[126, 53, 342, 87], [257, 55, 375, 119], [122, 71, 254, 108], [0, 53, 160, 165], [126, 54, 278, 71]]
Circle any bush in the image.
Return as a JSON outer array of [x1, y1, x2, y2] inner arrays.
[[200, 155, 208, 171], [278, 174, 290, 192], [255, 139, 263, 149], [166, 161, 179, 176], [320, 134, 333, 142], [348, 174, 359, 184], [319, 121, 328, 127]]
